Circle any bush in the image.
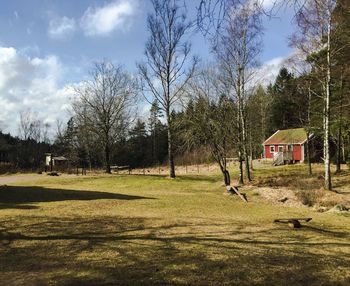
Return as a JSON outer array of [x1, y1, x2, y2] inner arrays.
[[296, 190, 319, 206], [0, 162, 17, 174], [296, 189, 326, 207]]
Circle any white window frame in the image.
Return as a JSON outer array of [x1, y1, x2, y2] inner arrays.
[[270, 146, 275, 153], [278, 145, 283, 152]]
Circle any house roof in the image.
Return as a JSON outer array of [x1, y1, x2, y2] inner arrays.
[[52, 156, 68, 161], [263, 128, 308, 145]]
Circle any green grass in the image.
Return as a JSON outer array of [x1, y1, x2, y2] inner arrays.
[[0, 171, 349, 285]]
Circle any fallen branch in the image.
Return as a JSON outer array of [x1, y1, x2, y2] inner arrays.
[[226, 185, 248, 203]]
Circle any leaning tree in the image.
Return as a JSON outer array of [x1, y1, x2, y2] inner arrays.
[[183, 64, 236, 186]]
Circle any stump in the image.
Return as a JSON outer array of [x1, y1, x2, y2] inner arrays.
[[288, 219, 301, 229]]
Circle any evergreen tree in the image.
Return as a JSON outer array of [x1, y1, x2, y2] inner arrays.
[[268, 68, 307, 132], [148, 100, 163, 164]]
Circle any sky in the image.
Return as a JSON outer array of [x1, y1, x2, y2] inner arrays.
[[0, 0, 295, 136]]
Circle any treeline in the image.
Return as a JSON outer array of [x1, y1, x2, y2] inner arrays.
[[0, 109, 52, 172], [0, 131, 50, 172], [53, 101, 168, 170]]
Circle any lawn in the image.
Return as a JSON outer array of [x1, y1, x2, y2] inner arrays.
[[0, 167, 349, 285]]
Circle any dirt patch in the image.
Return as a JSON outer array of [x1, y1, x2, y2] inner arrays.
[[253, 187, 305, 208], [0, 174, 44, 185], [251, 186, 350, 211]]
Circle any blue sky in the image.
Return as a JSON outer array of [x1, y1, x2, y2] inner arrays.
[[0, 0, 295, 136]]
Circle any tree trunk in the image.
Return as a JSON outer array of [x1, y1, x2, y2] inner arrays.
[[105, 144, 111, 174], [324, 18, 332, 190], [336, 70, 343, 174], [223, 170, 231, 186], [239, 152, 244, 185], [218, 161, 230, 186], [166, 111, 175, 178], [239, 69, 251, 182], [307, 84, 312, 176], [243, 132, 251, 181], [307, 131, 312, 176], [336, 126, 342, 174], [152, 129, 156, 164]]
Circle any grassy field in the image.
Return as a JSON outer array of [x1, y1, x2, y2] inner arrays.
[[0, 166, 349, 285]]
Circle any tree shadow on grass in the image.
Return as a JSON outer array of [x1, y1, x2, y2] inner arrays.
[[0, 217, 349, 285], [302, 225, 350, 238], [0, 185, 155, 208], [0, 204, 38, 210]]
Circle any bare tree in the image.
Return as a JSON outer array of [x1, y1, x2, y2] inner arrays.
[[18, 109, 36, 140], [213, 1, 263, 184], [197, 0, 279, 39], [183, 64, 236, 185], [73, 61, 136, 173], [18, 109, 50, 143], [138, 0, 198, 178], [290, 0, 337, 190]]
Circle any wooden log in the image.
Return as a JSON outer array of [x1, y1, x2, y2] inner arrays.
[[274, 218, 312, 229], [226, 185, 248, 203], [274, 218, 312, 222], [278, 197, 288, 203]]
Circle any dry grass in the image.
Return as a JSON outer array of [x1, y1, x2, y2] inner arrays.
[[252, 164, 350, 208], [0, 171, 349, 285]]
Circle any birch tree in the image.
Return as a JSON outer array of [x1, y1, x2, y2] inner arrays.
[[213, 1, 263, 184], [290, 0, 337, 190], [138, 0, 198, 178]]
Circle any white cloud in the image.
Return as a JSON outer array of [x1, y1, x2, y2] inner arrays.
[[260, 0, 277, 9], [48, 16, 76, 40], [254, 56, 286, 86], [0, 46, 75, 135], [80, 0, 136, 37]]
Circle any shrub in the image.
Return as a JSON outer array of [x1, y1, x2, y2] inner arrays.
[[296, 190, 320, 206], [0, 162, 17, 174]]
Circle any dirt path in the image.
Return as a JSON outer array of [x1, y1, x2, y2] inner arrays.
[[0, 174, 44, 185]]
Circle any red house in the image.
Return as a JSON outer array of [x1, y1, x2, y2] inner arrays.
[[263, 128, 310, 165]]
